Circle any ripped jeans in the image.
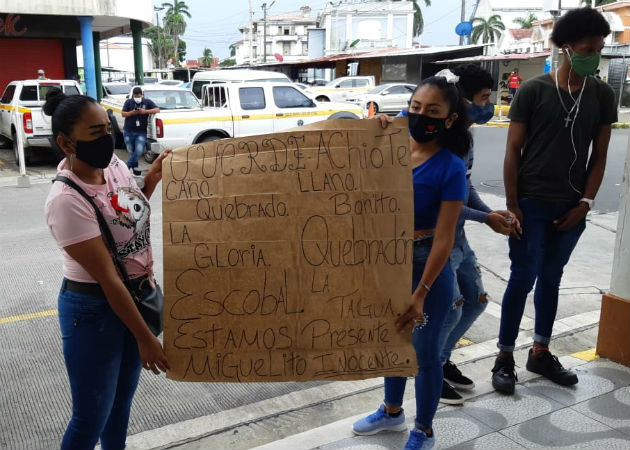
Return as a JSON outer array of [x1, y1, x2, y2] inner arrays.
[[438, 240, 487, 364]]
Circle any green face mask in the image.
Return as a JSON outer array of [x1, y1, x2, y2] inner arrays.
[[567, 48, 601, 77]]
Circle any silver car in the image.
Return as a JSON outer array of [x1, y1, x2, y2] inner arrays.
[[347, 83, 416, 115]]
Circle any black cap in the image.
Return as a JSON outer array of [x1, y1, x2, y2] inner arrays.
[[132, 87, 143, 95]]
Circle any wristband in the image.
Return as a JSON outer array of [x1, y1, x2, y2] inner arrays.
[[419, 282, 431, 293]]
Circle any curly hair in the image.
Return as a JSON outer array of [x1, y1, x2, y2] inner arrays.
[[550, 7, 611, 48], [451, 64, 494, 101]]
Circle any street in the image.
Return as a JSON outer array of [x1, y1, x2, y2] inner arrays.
[[0, 126, 627, 450]]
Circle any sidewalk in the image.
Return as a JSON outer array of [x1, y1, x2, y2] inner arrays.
[[118, 195, 628, 450]]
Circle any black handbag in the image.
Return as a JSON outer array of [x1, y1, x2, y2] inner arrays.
[[54, 175, 164, 336]]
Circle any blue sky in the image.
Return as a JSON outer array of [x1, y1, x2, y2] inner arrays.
[[154, 0, 477, 60]]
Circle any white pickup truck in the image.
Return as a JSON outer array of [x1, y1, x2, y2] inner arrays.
[[307, 76, 376, 103], [101, 82, 363, 161], [0, 79, 82, 164]]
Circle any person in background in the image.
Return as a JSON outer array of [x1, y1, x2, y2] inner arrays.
[[492, 7, 616, 395], [43, 87, 170, 449], [507, 69, 522, 100], [37, 69, 47, 80], [121, 87, 159, 176], [73, 74, 87, 94], [353, 71, 469, 450], [437, 64, 519, 405]]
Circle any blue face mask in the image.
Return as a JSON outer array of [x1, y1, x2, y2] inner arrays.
[[467, 102, 495, 125]]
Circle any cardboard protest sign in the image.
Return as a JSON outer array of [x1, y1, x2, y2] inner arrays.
[[162, 118, 417, 382]]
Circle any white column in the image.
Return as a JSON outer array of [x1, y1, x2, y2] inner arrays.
[[611, 133, 630, 299]]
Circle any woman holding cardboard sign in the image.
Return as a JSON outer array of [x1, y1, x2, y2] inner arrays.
[[352, 71, 468, 450], [43, 88, 170, 450]]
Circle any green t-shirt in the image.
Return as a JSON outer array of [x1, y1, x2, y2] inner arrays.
[[509, 74, 617, 202]]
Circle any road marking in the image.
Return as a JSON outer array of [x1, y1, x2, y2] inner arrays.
[[0, 309, 58, 324], [571, 348, 600, 361]]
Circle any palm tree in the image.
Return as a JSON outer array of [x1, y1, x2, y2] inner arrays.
[[162, 1, 191, 62], [471, 15, 505, 45], [514, 13, 538, 29], [199, 48, 213, 67]]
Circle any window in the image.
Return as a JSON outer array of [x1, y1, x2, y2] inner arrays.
[[301, 42, 308, 55], [404, 85, 415, 93], [265, 44, 271, 56], [143, 90, 201, 110], [0, 85, 15, 103], [273, 86, 313, 108], [284, 28, 290, 35], [387, 85, 408, 94], [354, 79, 369, 87], [19, 85, 38, 101], [282, 42, 291, 55], [64, 85, 80, 96], [204, 86, 228, 108], [239, 87, 266, 110], [338, 79, 354, 88]]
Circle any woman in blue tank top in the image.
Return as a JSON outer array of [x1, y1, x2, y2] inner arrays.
[[352, 72, 469, 450]]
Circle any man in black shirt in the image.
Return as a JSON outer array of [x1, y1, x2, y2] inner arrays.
[[492, 7, 617, 395], [122, 87, 159, 175]]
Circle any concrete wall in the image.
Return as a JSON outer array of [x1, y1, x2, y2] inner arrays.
[[611, 134, 630, 300], [76, 37, 154, 72]]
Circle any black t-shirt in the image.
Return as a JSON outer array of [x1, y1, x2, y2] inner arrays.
[[509, 74, 617, 202], [122, 97, 158, 133]]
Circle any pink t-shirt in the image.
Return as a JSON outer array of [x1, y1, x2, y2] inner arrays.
[[45, 154, 154, 283]]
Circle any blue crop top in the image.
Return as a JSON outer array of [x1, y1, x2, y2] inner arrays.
[[413, 148, 466, 230]]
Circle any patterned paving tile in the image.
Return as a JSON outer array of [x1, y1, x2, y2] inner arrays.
[[501, 407, 629, 449], [456, 385, 564, 431], [571, 386, 630, 436], [524, 360, 630, 406], [446, 432, 527, 450]]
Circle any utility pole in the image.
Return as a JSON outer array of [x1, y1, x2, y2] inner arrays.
[[248, 0, 254, 64], [262, 1, 275, 63], [550, 0, 562, 72], [459, 0, 466, 46], [154, 6, 165, 69]]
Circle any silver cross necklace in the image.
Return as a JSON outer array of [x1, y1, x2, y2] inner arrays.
[[555, 71, 587, 128]]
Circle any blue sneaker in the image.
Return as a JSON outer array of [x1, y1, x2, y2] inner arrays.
[[404, 428, 435, 450], [352, 404, 407, 435]]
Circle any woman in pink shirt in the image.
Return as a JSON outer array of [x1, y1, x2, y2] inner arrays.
[[43, 88, 170, 450]]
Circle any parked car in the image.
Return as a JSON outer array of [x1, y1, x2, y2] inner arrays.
[[101, 82, 363, 162], [307, 76, 376, 103], [346, 83, 416, 114], [102, 82, 132, 99], [191, 69, 291, 99], [158, 79, 184, 87], [0, 79, 82, 165]]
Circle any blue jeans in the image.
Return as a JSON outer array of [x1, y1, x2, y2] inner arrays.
[[438, 240, 488, 364], [498, 198, 586, 351], [123, 131, 147, 169], [384, 237, 454, 430], [58, 280, 141, 450]]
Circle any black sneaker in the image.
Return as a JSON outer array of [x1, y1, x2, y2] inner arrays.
[[491, 356, 517, 395], [132, 168, 142, 176], [526, 349, 578, 386], [444, 360, 474, 390], [440, 380, 464, 405]]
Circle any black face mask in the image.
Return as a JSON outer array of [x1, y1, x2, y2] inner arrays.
[[408, 112, 448, 143], [73, 134, 114, 169]]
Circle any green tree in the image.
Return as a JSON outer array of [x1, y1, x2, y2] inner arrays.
[[471, 15, 505, 45], [581, 0, 616, 6], [162, 0, 191, 62], [199, 47, 213, 67], [514, 12, 538, 29], [143, 25, 174, 68], [219, 58, 237, 67], [228, 43, 237, 57]]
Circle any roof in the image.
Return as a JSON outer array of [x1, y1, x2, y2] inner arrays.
[[434, 51, 550, 64], [509, 29, 533, 40], [265, 13, 316, 23]]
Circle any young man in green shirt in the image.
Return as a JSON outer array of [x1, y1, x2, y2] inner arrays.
[[492, 7, 618, 395]]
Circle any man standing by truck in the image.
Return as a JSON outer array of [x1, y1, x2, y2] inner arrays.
[[121, 87, 159, 175]]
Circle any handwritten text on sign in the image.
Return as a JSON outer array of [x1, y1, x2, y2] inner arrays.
[[163, 118, 417, 382]]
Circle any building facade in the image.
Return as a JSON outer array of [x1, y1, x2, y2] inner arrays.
[[234, 6, 317, 65], [0, 0, 153, 99], [318, 0, 414, 56]]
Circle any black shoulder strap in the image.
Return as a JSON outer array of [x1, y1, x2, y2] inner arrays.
[[53, 175, 132, 285]]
